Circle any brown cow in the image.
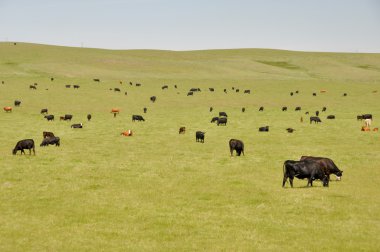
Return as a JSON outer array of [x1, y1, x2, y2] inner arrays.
[[111, 108, 120, 113], [4, 106, 12, 112], [179, 127, 186, 134], [361, 126, 371, 131], [373, 128, 378, 132], [43, 131, 55, 138], [121, 130, 132, 136]]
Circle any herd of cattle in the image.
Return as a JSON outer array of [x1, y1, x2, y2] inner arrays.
[[2, 80, 377, 188]]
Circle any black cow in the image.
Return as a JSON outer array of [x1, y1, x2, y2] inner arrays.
[[316, 111, 319, 116], [282, 106, 287, 111], [162, 85, 168, 90], [71, 123, 83, 128], [357, 115, 363, 121], [87, 114, 92, 121], [13, 139, 35, 155], [150, 96, 156, 102], [93, 79, 100, 82], [14, 100, 21, 106], [43, 131, 55, 138], [290, 92, 293, 96], [295, 90, 299, 94], [236, 89, 240, 93], [313, 93, 317, 96], [244, 90, 250, 94], [187, 92, 193, 96], [343, 93, 347, 96], [259, 106, 264, 111], [29, 85, 37, 90], [286, 128, 295, 133], [50, 77, 54, 81], [224, 89, 227, 93], [129, 82, 133, 85], [295, 106, 301, 111], [322, 107, 327, 112], [242, 107, 245, 112], [60, 114, 73, 121], [40, 137, 60, 147], [282, 160, 329, 187], [132, 115, 145, 122], [211, 117, 219, 123], [174, 85, 177, 88], [65, 85, 71, 88], [196, 131, 205, 143], [209, 88, 214, 92], [229, 139, 244, 156], [310, 116, 322, 124], [44, 115, 54, 121], [219, 112, 228, 117], [73, 85, 80, 89], [190, 88, 200, 92], [125, 91, 128, 95], [114, 88, 120, 92], [259, 126, 269, 132], [136, 83, 141, 86], [362, 114, 373, 120], [209, 107, 213, 112], [143, 107, 147, 113], [327, 115, 335, 119], [217, 117, 227, 126], [300, 156, 343, 181]]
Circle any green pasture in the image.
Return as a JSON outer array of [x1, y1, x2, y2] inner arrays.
[[0, 43, 380, 251]]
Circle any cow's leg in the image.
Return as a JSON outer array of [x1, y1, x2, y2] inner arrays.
[[282, 174, 288, 187], [289, 177, 294, 188], [21, 149, 25, 155]]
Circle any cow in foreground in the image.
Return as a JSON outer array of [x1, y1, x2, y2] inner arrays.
[[282, 160, 329, 187], [229, 139, 244, 156], [40, 137, 60, 147], [196, 131, 205, 143], [300, 156, 343, 181], [13, 139, 35, 155]]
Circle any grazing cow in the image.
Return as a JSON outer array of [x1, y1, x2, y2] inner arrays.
[[150, 96, 156, 102], [244, 90, 250, 94], [121, 130, 133, 136], [44, 115, 54, 121], [29, 85, 36, 89], [179, 127, 186, 134], [322, 107, 327, 112], [111, 108, 120, 113], [282, 160, 329, 187], [295, 106, 301, 111], [362, 114, 373, 120], [162, 85, 168, 90], [13, 139, 35, 155], [87, 114, 92, 121], [209, 88, 214, 92], [211, 117, 219, 123], [286, 128, 295, 133], [300, 156, 343, 181], [65, 85, 71, 88], [224, 89, 227, 93], [125, 91, 128, 95], [305, 111, 309, 115], [129, 82, 133, 86], [210, 107, 213, 112], [50, 77, 54, 81], [343, 93, 347, 96], [93, 79, 100, 82], [174, 85, 177, 88], [40, 136, 60, 147], [143, 107, 147, 113], [373, 128, 378, 132], [290, 92, 293, 96], [242, 107, 245, 112], [316, 111, 319, 116], [73, 85, 80, 89], [236, 89, 240, 93], [217, 117, 227, 126], [195, 131, 205, 143], [259, 126, 269, 132], [114, 88, 120, 92], [362, 126, 371, 131], [136, 83, 141, 86], [310, 116, 322, 124], [60, 114, 73, 121], [229, 139, 244, 156], [43, 131, 55, 138], [132, 115, 145, 122], [71, 123, 83, 128], [190, 88, 200, 92], [3, 106, 12, 112], [282, 106, 287, 111], [40, 108, 48, 114], [232, 87, 235, 90], [219, 112, 228, 117], [327, 115, 335, 119], [364, 118, 372, 128], [187, 91, 193, 96], [14, 100, 21, 107], [295, 90, 299, 93], [313, 93, 317, 96], [259, 106, 264, 111]]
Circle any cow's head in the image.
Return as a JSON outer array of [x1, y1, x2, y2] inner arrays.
[[12, 149, 17, 155]]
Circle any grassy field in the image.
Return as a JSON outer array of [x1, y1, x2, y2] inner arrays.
[[1, 42, 380, 251]]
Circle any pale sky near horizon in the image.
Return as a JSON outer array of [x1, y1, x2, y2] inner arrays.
[[0, 0, 379, 52]]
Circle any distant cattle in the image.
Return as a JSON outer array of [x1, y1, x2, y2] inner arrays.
[[40, 108, 48, 114], [13, 139, 35, 155], [373, 128, 378, 132], [229, 139, 244, 156], [295, 90, 299, 94], [189, 88, 200, 92], [3, 106, 12, 112], [232, 87, 235, 90], [343, 93, 347, 96], [60, 114, 73, 121], [150, 96, 156, 102], [129, 82, 133, 86], [93, 79, 100, 82], [290, 92, 293, 96], [71, 123, 83, 128], [14, 100, 21, 106], [162, 85, 168, 90], [305, 112, 309, 115], [73, 85, 80, 89], [259, 106, 264, 111], [224, 89, 227, 93], [217, 117, 227, 126], [320, 90, 326, 93], [65, 85, 71, 88], [179, 127, 186, 134], [136, 83, 141, 86], [209, 88, 214, 92], [211, 117, 219, 123], [29, 85, 36, 89], [43, 131, 55, 138], [125, 91, 128, 95], [315, 111, 319, 116], [310, 116, 322, 124], [362, 126, 370, 131], [282, 106, 287, 111], [236, 89, 239, 93], [286, 128, 295, 133], [300, 156, 343, 181], [121, 130, 133, 136], [143, 107, 147, 113], [40, 136, 60, 147], [132, 115, 145, 122], [362, 114, 373, 120], [44, 115, 54, 121], [313, 93, 317, 96], [114, 88, 120, 92], [259, 126, 269, 132], [187, 91, 193, 96], [174, 85, 177, 88], [209, 107, 213, 112], [322, 107, 327, 112], [295, 106, 301, 111], [219, 112, 227, 117], [195, 131, 205, 143], [111, 108, 120, 113], [282, 160, 329, 187], [242, 107, 245, 112], [327, 115, 335, 119], [244, 90, 250, 94], [50, 77, 54, 81], [87, 114, 92, 121], [1, 81, 4, 84]]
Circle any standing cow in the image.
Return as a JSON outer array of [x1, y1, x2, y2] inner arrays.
[[282, 160, 329, 187], [229, 139, 244, 156], [196, 131, 205, 143], [13, 139, 35, 155]]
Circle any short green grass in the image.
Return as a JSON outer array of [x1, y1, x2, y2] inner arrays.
[[1, 42, 380, 251]]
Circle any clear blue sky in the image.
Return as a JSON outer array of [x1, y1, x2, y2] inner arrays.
[[0, 0, 379, 52]]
